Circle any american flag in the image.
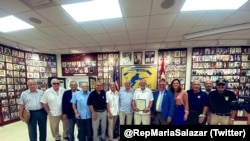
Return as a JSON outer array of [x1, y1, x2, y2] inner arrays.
[[113, 66, 120, 91]]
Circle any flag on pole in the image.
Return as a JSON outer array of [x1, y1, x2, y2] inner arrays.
[[160, 57, 165, 81], [113, 66, 120, 91]]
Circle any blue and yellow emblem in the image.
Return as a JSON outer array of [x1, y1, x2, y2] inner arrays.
[[121, 67, 157, 90]]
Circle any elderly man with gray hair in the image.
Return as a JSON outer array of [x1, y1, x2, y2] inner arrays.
[[186, 80, 209, 125], [41, 78, 68, 141]]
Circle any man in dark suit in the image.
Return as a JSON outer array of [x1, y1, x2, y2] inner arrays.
[[62, 81, 80, 141], [152, 79, 175, 125]]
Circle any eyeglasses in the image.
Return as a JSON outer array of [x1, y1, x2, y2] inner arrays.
[[53, 83, 59, 85]]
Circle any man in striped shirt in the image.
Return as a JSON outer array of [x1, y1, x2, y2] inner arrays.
[[19, 79, 47, 141]]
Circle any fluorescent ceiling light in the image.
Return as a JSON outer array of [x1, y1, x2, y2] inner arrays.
[[61, 0, 122, 22], [181, 0, 248, 11], [0, 15, 34, 32], [184, 23, 250, 39]]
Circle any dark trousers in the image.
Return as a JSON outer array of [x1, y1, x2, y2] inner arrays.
[[186, 111, 203, 125], [172, 105, 185, 125], [28, 109, 47, 141], [78, 118, 92, 141], [68, 117, 79, 141]]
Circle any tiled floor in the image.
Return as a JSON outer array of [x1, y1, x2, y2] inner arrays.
[[0, 120, 247, 141]]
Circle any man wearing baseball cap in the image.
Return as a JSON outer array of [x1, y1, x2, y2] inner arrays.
[[208, 78, 237, 125]]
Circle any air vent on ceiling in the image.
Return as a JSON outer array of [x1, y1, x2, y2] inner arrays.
[[19, 0, 57, 9]]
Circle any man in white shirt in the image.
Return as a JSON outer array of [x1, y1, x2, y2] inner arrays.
[[132, 79, 153, 125], [106, 82, 119, 141], [41, 78, 68, 141]]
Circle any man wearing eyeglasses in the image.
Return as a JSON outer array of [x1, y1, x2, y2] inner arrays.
[[208, 78, 237, 125], [41, 78, 68, 141]]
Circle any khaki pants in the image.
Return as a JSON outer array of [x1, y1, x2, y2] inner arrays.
[[210, 113, 230, 125], [119, 111, 133, 125], [48, 114, 69, 140], [134, 113, 150, 125], [108, 116, 117, 141]]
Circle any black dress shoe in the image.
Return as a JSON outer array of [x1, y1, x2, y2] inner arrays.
[[55, 140, 60, 141], [63, 137, 70, 140]]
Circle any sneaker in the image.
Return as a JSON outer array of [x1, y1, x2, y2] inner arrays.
[[63, 137, 70, 140]]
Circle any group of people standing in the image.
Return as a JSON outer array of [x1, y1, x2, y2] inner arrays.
[[19, 77, 250, 141]]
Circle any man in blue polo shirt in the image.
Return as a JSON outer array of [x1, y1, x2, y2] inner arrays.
[[186, 80, 209, 125], [71, 82, 92, 141]]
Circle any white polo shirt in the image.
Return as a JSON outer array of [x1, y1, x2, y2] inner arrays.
[[41, 87, 65, 116], [106, 90, 119, 116]]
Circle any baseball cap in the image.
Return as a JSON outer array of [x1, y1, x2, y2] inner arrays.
[[216, 78, 227, 85]]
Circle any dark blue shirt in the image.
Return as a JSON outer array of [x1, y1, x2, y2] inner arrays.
[[209, 89, 237, 114], [87, 90, 106, 111], [187, 89, 209, 113]]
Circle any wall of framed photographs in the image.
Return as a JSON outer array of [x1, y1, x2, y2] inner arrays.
[[0, 44, 57, 126], [61, 54, 97, 76], [158, 49, 187, 89], [97, 52, 119, 91], [191, 47, 250, 120]]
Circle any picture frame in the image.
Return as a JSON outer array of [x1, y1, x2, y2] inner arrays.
[[122, 52, 132, 65], [134, 52, 142, 65], [121, 65, 157, 91], [145, 51, 155, 64]]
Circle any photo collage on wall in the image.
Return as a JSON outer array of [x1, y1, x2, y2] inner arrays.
[[97, 52, 119, 91], [191, 47, 242, 90], [0, 44, 57, 125], [158, 49, 187, 89], [61, 54, 97, 76], [25, 53, 57, 91]]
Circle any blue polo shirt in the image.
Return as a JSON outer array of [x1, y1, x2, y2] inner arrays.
[[187, 89, 209, 113], [71, 90, 91, 119]]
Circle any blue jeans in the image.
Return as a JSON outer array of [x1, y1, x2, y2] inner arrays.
[[28, 109, 47, 141], [68, 117, 79, 141]]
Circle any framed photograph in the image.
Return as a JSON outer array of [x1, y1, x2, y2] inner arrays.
[[121, 66, 157, 91], [134, 52, 142, 65], [174, 51, 180, 57], [122, 52, 131, 65], [145, 51, 155, 64], [181, 50, 187, 57], [4, 48, 11, 56]]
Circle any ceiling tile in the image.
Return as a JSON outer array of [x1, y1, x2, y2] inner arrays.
[[125, 16, 149, 30], [120, 0, 151, 17], [197, 11, 234, 26], [58, 23, 88, 36], [128, 30, 148, 40], [80, 21, 106, 34], [0, 0, 31, 14], [39, 26, 68, 37], [149, 13, 177, 29], [109, 32, 129, 41], [36, 6, 75, 25], [101, 18, 126, 33]]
